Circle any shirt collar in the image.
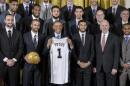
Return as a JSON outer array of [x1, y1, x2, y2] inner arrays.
[[54, 32, 61, 37], [31, 30, 38, 38], [124, 35, 130, 38], [0, 3, 6, 6], [91, 5, 98, 10], [101, 31, 109, 36], [43, 2, 49, 7], [79, 31, 86, 35], [52, 18, 59, 22], [32, 15, 39, 20], [67, 4, 73, 8], [5, 26, 13, 32], [112, 5, 118, 9], [122, 20, 128, 24], [23, 2, 29, 8]]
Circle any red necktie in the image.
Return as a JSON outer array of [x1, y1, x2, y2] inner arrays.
[[101, 34, 106, 51]]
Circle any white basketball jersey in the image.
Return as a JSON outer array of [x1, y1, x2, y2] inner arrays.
[[50, 37, 69, 84]]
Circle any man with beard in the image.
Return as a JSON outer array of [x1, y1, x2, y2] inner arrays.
[[43, 5, 67, 36], [23, 19, 45, 86], [0, 14, 23, 86], [0, 0, 21, 29], [20, 4, 44, 34]]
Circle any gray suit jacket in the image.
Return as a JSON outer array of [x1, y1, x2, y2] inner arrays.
[[40, 3, 52, 21], [121, 38, 130, 71], [0, 11, 21, 29]]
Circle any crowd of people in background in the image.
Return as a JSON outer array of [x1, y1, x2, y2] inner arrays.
[[0, 0, 130, 86]]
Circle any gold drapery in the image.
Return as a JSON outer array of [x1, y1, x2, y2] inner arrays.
[[15, 0, 125, 9]]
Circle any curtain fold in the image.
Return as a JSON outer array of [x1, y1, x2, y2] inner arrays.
[[10, 0, 125, 9]]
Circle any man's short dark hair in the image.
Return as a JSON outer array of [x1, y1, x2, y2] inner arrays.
[[32, 4, 41, 9], [75, 6, 84, 12], [51, 5, 60, 11]]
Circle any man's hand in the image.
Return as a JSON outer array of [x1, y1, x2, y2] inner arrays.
[[24, 54, 31, 64], [93, 67, 96, 73], [78, 61, 91, 69], [6, 59, 15, 67], [47, 38, 53, 48], [123, 63, 129, 69], [111, 69, 117, 75]]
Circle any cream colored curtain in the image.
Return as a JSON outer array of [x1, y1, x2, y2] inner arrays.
[[11, 0, 125, 9]]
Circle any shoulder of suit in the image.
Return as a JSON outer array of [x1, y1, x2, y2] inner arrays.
[[23, 32, 30, 37], [84, 6, 91, 10]]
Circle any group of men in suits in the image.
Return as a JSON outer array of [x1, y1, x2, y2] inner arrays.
[[0, 0, 130, 86]]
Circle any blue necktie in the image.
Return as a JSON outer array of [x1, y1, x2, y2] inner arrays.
[[25, 6, 29, 16], [125, 37, 129, 45]]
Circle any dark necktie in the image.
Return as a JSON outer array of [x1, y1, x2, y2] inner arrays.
[[8, 30, 12, 39], [101, 34, 106, 51], [113, 8, 116, 15], [8, 30, 12, 47], [82, 34, 85, 45], [92, 8, 96, 16], [33, 35, 37, 48], [68, 6, 72, 12], [45, 5, 48, 19], [25, 6, 29, 16], [1, 5, 4, 12]]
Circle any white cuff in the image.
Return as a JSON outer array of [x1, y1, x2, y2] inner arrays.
[[3, 57, 8, 62], [12, 58, 17, 62]]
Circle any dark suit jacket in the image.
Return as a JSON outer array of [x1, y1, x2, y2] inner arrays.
[[84, 6, 104, 23], [89, 22, 101, 35], [23, 32, 45, 56], [106, 5, 125, 24], [114, 19, 130, 37], [72, 32, 94, 64], [95, 33, 120, 73], [0, 3, 9, 14], [20, 16, 44, 34], [17, 4, 32, 17], [61, 5, 76, 22], [43, 18, 67, 37], [0, 28, 23, 63], [0, 11, 21, 29], [69, 19, 78, 37]]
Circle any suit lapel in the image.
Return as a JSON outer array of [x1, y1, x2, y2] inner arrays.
[[103, 33, 111, 52], [97, 34, 102, 52], [3, 29, 9, 42], [28, 32, 35, 49]]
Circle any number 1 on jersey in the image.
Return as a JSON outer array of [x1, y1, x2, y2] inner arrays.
[[57, 48, 62, 58]]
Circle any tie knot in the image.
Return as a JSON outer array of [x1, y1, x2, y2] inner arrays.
[[8, 30, 11, 33], [125, 36, 129, 40], [34, 34, 37, 38], [82, 33, 84, 37], [26, 6, 28, 8]]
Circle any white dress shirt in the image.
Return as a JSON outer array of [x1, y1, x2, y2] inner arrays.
[[91, 5, 98, 11], [23, 2, 29, 10], [32, 15, 39, 20], [100, 32, 109, 44], [112, 5, 118, 14], [31, 30, 38, 43], [0, 3, 6, 12], [79, 31, 86, 45], [122, 21, 128, 25]]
